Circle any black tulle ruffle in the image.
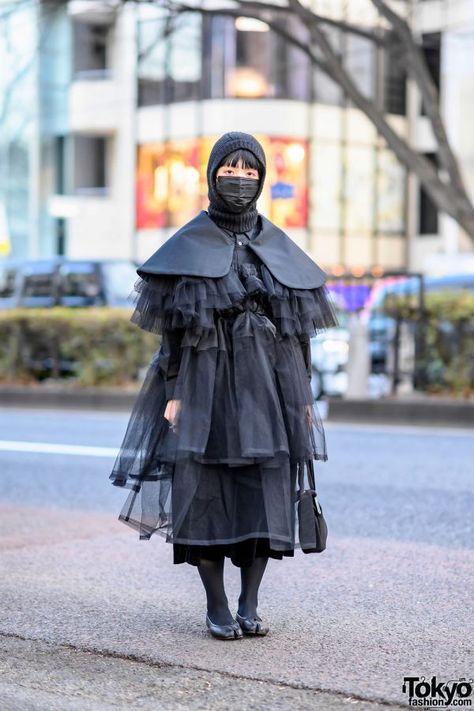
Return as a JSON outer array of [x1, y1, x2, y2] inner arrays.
[[129, 261, 338, 339], [259, 264, 339, 337]]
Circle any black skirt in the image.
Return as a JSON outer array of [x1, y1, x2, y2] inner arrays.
[[109, 260, 338, 566], [173, 538, 295, 567]]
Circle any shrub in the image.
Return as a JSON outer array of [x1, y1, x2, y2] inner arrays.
[[381, 290, 474, 395], [0, 308, 158, 387]]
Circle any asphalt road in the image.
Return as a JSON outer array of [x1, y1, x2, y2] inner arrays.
[[0, 407, 472, 710]]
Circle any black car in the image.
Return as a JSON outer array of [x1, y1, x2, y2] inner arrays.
[[0, 258, 139, 309]]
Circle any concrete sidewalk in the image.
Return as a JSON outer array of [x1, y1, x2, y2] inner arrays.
[[0, 634, 405, 711], [1, 503, 472, 710]]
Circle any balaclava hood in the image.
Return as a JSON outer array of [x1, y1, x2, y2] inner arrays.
[[206, 131, 266, 233]]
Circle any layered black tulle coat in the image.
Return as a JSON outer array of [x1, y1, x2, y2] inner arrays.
[[109, 209, 338, 559]]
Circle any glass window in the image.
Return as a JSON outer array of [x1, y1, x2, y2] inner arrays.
[[136, 140, 201, 228], [376, 148, 405, 234], [418, 153, 439, 235], [202, 16, 230, 99], [55, 136, 66, 195], [0, 2, 38, 260], [270, 17, 311, 100], [383, 33, 407, 115], [73, 135, 109, 195], [0, 266, 17, 298], [224, 15, 310, 100], [421, 33, 441, 116], [22, 272, 55, 298], [226, 16, 272, 98], [266, 137, 309, 227], [73, 20, 111, 79], [168, 14, 202, 101], [313, 142, 342, 232], [343, 145, 376, 235], [137, 7, 167, 105], [313, 27, 343, 106], [139, 11, 311, 104], [137, 12, 202, 105], [344, 33, 376, 100], [56, 218, 66, 257], [59, 264, 100, 299], [136, 135, 308, 230]]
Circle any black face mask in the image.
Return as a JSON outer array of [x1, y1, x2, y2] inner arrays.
[[216, 176, 260, 211]]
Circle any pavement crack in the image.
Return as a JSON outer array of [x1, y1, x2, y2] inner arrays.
[[0, 631, 409, 709]]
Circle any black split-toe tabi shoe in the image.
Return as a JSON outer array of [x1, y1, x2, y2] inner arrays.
[[235, 612, 270, 636], [205, 614, 244, 640]]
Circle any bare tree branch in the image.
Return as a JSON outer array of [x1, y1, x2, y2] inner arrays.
[[133, 0, 474, 240], [229, 0, 388, 45], [371, 0, 470, 205], [162, 1, 331, 74]]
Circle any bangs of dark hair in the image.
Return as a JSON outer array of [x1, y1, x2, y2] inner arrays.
[[218, 148, 262, 172]]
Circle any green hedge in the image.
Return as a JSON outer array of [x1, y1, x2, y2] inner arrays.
[[381, 291, 474, 395], [0, 308, 158, 387], [2, 293, 473, 394], [382, 290, 474, 322]]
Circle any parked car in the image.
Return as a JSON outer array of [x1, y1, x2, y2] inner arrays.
[[0, 258, 139, 309], [310, 295, 349, 399]]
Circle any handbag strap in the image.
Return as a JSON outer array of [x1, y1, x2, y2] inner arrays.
[[297, 459, 319, 496], [297, 459, 322, 514], [306, 458, 319, 496]]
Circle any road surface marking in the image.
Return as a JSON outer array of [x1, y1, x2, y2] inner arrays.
[[0, 440, 118, 458]]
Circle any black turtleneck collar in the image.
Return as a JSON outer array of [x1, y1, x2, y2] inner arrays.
[[215, 214, 262, 240], [206, 131, 267, 233]]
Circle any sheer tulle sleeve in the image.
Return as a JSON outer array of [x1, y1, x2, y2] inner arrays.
[[129, 274, 178, 335], [159, 328, 185, 400], [298, 333, 313, 381]]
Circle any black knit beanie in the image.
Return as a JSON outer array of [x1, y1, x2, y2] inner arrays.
[[206, 131, 266, 232]]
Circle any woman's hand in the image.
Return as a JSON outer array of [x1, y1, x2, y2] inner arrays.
[[305, 404, 314, 426], [164, 399, 182, 430]]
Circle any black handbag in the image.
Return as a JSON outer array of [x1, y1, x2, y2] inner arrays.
[[297, 459, 328, 553]]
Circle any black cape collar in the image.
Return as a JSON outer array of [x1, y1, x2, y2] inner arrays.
[[136, 210, 327, 289]]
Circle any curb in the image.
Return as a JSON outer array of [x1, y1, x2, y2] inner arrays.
[[0, 386, 472, 427], [0, 386, 139, 411], [326, 396, 474, 428]]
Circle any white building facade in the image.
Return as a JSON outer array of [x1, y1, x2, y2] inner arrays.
[[1, 0, 473, 277]]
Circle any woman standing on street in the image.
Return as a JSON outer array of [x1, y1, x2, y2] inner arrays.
[[109, 132, 338, 640]]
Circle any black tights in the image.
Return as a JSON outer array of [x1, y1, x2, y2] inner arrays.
[[197, 556, 268, 626]]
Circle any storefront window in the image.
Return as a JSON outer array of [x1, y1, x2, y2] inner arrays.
[[136, 136, 308, 229], [136, 140, 201, 228], [265, 137, 308, 227]]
